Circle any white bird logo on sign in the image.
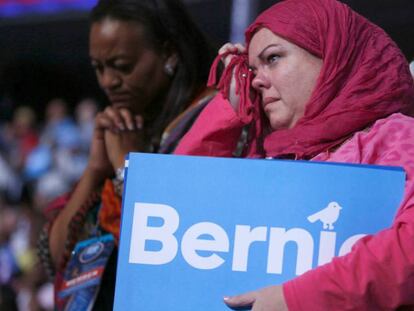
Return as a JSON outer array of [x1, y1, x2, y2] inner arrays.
[[307, 202, 343, 230]]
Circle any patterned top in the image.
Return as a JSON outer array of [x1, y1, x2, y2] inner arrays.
[[37, 88, 216, 310]]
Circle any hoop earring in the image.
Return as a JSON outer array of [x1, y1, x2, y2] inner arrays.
[[164, 63, 175, 76]]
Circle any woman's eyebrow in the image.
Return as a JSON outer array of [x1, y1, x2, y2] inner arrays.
[[249, 43, 282, 68], [258, 43, 282, 60]]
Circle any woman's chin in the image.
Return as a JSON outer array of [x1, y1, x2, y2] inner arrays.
[[268, 116, 290, 132]]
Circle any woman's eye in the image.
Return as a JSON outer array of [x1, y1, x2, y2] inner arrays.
[[267, 54, 280, 64], [115, 63, 133, 73]]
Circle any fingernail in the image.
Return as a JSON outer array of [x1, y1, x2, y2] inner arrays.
[[223, 296, 230, 301], [127, 123, 134, 131], [117, 123, 125, 131]]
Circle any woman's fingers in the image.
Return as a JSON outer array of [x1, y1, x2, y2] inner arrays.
[[119, 108, 136, 131], [224, 286, 288, 311], [104, 106, 125, 131], [219, 43, 235, 55], [223, 291, 256, 310], [218, 42, 246, 55], [218, 42, 246, 67], [95, 112, 116, 134], [98, 106, 144, 133], [234, 43, 246, 53]]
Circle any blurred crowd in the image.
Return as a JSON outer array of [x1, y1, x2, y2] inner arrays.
[[0, 97, 99, 311]]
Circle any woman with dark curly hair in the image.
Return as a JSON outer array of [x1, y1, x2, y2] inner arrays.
[[38, 1, 215, 310]]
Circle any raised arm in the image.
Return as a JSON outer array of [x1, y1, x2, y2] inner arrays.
[[174, 92, 245, 157], [174, 43, 248, 157]]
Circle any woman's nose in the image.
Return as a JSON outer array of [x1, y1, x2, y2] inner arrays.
[[251, 70, 270, 91], [100, 69, 121, 90]]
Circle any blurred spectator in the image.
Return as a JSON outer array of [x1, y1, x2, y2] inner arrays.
[[11, 107, 39, 169], [33, 171, 71, 211], [75, 98, 98, 152], [13, 203, 52, 311], [0, 198, 53, 311], [24, 145, 52, 184], [0, 106, 39, 202], [0, 207, 20, 285], [410, 59, 414, 79], [0, 154, 22, 202], [1, 106, 39, 168], [0, 206, 20, 311], [39, 98, 80, 152], [25, 98, 88, 196], [0, 91, 98, 311]]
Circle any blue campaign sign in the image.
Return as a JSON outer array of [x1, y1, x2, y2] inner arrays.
[[114, 153, 405, 310]]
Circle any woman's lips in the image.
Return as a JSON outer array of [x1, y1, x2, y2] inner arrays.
[[108, 94, 132, 105], [262, 97, 280, 107]]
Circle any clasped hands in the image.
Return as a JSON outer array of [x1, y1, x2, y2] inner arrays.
[[87, 106, 146, 182]]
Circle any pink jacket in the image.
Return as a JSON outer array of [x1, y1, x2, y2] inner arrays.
[[175, 93, 414, 310]]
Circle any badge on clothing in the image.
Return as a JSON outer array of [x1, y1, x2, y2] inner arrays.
[[58, 234, 115, 311]]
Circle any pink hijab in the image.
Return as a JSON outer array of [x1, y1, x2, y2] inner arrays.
[[208, 0, 414, 159]]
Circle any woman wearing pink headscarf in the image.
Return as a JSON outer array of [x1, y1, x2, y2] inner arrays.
[[175, 0, 414, 310]]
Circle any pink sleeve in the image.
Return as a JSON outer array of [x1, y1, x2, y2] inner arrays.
[[174, 92, 245, 157], [284, 114, 414, 311]]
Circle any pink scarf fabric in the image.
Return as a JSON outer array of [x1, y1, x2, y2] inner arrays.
[[208, 0, 414, 159]]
